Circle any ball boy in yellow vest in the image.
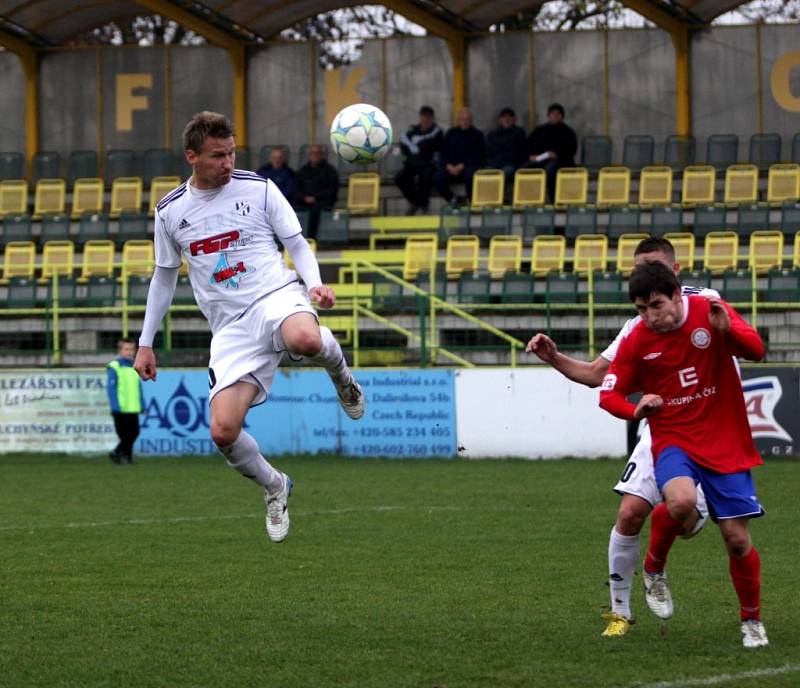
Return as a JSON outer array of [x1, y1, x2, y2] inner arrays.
[[107, 338, 144, 464]]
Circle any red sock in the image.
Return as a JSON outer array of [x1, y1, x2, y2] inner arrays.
[[730, 546, 761, 621], [644, 502, 683, 574]]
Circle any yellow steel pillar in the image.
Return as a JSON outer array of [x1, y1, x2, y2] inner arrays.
[[229, 43, 247, 144], [448, 36, 466, 119], [671, 25, 691, 136]]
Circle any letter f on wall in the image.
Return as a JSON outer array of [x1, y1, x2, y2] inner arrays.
[[325, 67, 366, 127], [116, 73, 153, 131]]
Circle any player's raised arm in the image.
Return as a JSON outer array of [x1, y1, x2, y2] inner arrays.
[[708, 297, 765, 361], [527, 332, 611, 387], [598, 337, 643, 420]]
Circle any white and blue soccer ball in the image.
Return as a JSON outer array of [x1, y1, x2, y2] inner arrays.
[[330, 103, 393, 165]]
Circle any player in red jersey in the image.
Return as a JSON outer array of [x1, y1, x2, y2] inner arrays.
[[599, 261, 768, 648]]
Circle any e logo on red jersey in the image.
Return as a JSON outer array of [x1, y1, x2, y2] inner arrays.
[[678, 366, 699, 388]]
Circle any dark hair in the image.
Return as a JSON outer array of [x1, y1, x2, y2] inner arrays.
[[419, 105, 434, 117], [634, 236, 676, 263], [547, 103, 565, 117], [499, 107, 515, 117], [117, 337, 135, 349], [182, 111, 235, 152], [628, 261, 680, 303]]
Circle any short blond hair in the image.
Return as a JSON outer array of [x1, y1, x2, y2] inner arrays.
[[182, 111, 235, 152]]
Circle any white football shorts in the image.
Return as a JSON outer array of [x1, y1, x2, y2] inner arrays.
[[208, 282, 316, 407]]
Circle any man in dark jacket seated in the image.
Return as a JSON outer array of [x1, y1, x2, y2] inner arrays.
[[293, 144, 339, 239], [524, 103, 577, 203], [256, 147, 295, 201], [486, 107, 527, 202], [433, 107, 486, 205], [395, 105, 443, 215]]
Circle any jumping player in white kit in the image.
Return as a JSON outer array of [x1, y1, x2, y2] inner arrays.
[[134, 111, 364, 543], [527, 237, 712, 637]]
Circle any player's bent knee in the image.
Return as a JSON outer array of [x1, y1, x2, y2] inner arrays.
[[617, 504, 648, 534], [288, 331, 322, 358], [210, 422, 240, 449], [666, 497, 696, 522], [723, 533, 751, 558]]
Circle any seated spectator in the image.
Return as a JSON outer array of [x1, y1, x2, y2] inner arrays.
[[256, 147, 295, 201], [486, 107, 527, 201], [395, 105, 443, 216], [433, 107, 486, 206], [523, 103, 577, 203], [293, 144, 339, 239]]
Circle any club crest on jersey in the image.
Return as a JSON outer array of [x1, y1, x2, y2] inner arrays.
[[235, 200, 251, 216], [210, 252, 254, 288], [601, 373, 617, 391], [691, 328, 711, 349], [743, 376, 792, 442]]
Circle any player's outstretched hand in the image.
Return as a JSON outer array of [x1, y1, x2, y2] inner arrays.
[[134, 346, 158, 381], [634, 393, 663, 419], [708, 297, 730, 332], [526, 333, 558, 362], [309, 285, 336, 310]]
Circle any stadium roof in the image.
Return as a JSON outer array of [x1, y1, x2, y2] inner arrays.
[[0, 0, 751, 48]]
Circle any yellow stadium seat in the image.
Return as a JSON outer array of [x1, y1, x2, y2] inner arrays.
[[703, 231, 739, 274], [346, 172, 380, 215], [121, 240, 154, 278], [748, 230, 784, 274], [638, 166, 673, 207], [724, 164, 758, 205], [179, 256, 189, 276], [573, 234, 609, 274], [616, 233, 650, 275], [512, 168, 546, 208], [531, 235, 566, 275], [445, 235, 479, 278], [40, 240, 75, 282], [471, 169, 504, 210], [148, 176, 182, 215], [487, 235, 522, 278], [109, 177, 143, 218], [681, 165, 716, 207], [795, 232, 800, 269], [80, 240, 115, 280], [1, 241, 36, 282], [767, 164, 800, 205], [33, 179, 66, 219], [596, 167, 630, 207], [284, 238, 316, 271], [71, 178, 104, 218], [403, 234, 437, 281], [0, 179, 28, 217], [554, 167, 588, 207], [663, 232, 696, 271]]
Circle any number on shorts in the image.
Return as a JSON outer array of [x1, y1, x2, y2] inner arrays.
[[619, 461, 636, 483]]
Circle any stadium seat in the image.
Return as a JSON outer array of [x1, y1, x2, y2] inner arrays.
[[622, 135, 655, 171], [0, 151, 24, 180], [413, 268, 447, 304], [148, 176, 182, 215], [693, 204, 728, 239], [723, 165, 758, 205], [5, 276, 37, 308], [40, 213, 71, 243], [31, 152, 61, 184], [573, 234, 608, 274], [125, 275, 151, 305], [471, 169, 504, 210], [0, 214, 32, 248], [795, 231, 800, 269], [722, 269, 754, 303], [316, 211, 350, 247], [105, 149, 137, 185], [85, 275, 117, 306], [663, 135, 696, 171], [500, 271, 533, 303], [121, 240, 154, 278], [607, 205, 641, 241], [703, 231, 739, 274], [346, 172, 380, 215], [521, 206, 555, 241], [41, 240, 75, 282], [143, 148, 175, 185], [457, 271, 492, 304], [235, 147, 251, 171], [1, 241, 36, 281], [596, 166, 630, 207], [580, 136, 612, 173], [616, 233, 650, 275], [681, 269, 712, 289], [77, 212, 109, 246], [487, 235, 522, 278], [0, 180, 29, 217], [66, 151, 98, 186], [80, 240, 115, 280], [295, 208, 310, 235], [71, 178, 104, 218], [681, 166, 716, 207], [474, 207, 512, 242], [767, 164, 800, 205], [545, 271, 579, 303], [781, 201, 800, 241], [173, 275, 196, 305], [371, 272, 409, 312], [554, 167, 589, 207], [648, 205, 683, 237], [706, 134, 739, 171], [445, 235, 479, 278], [663, 232, 696, 271], [439, 205, 470, 242], [33, 179, 66, 219], [793, 133, 800, 164], [531, 235, 566, 276], [116, 211, 149, 247], [748, 230, 784, 274], [403, 235, 437, 281], [765, 267, 800, 302], [590, 270, 625, 303], [47, 275, 78, 307], [564, 205, 597, 239], [110, 177, 143, 217], [638, 166, 673, 207], [512, 168, 546, 208], [736, 203, 770, 239], [749, 133, 782, 171]]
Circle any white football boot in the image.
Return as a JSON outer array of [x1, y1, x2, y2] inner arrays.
[[265, 473, 292, 543], [643, 568, 674, 619]]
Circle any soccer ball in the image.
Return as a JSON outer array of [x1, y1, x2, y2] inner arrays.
[[330, 103, 392, 165]]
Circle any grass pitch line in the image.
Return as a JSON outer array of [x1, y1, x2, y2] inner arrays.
[[633, 663, 800, 688]]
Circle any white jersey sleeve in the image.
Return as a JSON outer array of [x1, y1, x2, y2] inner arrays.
[[153, 206, 183, 269]]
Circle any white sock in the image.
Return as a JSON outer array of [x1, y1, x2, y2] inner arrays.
[[608, 527, 640, 619], [217, 430, 284, 494], [310, 326, 351, 386]]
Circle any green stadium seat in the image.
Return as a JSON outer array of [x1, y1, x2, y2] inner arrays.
[[749, 133, 781, 172], [85, 275, 117, 306], [564, 206, 597, 239], [608, 206, 641, 241], [78, 212, 109, 246], [143, 148, 175, 185], [722, 269, 754, 303], [474, 207, 512, 243], [693, 204, 728, 240], [1, 214, 32, 247], [706, 134, 739, 172], [590, 270, 625, 303], [40, 213, 71, 243], [6, 276, 37, 308], [126, 275, 151, 305], [681, 269, 712, 289], [765, 267, 800, 302], [793, 133, 800, 164], [663, 135, 695, 171], [736, 203, 771, 239], [105, 149, 137, 185], [0, 151, 24, 180], [780, 201, 800, 239], [316, 211, 350, 247], [66, 151, 98, 186], [31, 152, 61, 184], [457, 271, 492, 304], [521, 206, 555, 241], [648, 205, 683, 237], [47, 276, 79, 307], [501, 272, 534, 303], [235, 147, 251, 171], [371, 271, 408, 312], [116, 211, 149, 247], [622, 135, 654, 172], [545, 271, 578, 303], [173, 275, 196, 305], [580, 136, 612, 174], [439, 205, 470, 242]]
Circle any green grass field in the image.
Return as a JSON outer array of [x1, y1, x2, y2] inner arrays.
[[1, 453, 798, 688]]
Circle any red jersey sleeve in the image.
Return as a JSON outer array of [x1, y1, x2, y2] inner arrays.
[[719, 301, 765, 361], [599, 329, 640, 421]]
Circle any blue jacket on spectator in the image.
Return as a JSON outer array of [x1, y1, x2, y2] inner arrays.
[[256, 164, 296, 201], [440, 126, 486, 169]]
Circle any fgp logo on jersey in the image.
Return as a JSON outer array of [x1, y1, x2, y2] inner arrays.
[[743, 376, 792, 442], [141, 378, 209, 438], [190, 230, 240, 256]]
